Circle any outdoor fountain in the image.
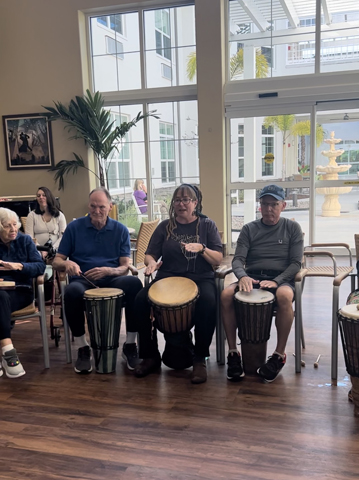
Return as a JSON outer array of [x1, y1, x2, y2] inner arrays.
[[316, 131, 352, 217]]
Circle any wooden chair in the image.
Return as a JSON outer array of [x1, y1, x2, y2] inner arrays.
[[20, 216, 27, 232], [11, 275, 50, 369], [353, 234, 359, 289], [131, 219, 160, 269], [299, 243, 354, 381]]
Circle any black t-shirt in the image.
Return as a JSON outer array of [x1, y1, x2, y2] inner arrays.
[[146, 217, 222, 282]]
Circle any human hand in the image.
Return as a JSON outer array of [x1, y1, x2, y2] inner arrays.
[[144, 261, 162, 276], [85, 267, 112, 281], [65, 260, 82, 277], [259, 280, 278, 289], [238, 276, 259, 292], [0, 260, 23, 271], [181, 242, 203, 254]]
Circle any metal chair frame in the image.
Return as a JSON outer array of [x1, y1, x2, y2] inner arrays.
[[300, 243, 354, 381], [11, 275, 50, 369]]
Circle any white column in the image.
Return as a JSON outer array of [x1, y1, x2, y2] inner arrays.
[[243, 118, 256, 223]]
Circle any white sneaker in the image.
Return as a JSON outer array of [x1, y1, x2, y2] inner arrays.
[[0, 366, 3, 377], [2, 348, 26, 378]]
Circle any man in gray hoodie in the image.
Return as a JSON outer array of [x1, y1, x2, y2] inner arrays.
[[221, 184, 303, 383]]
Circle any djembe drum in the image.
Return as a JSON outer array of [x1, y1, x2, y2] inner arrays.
[[0, 281, 16, 289], [234, 289, 275, 375], [84, 288, 124, 374], [337, 303, 359, 417], [148, 277, 199, 334]]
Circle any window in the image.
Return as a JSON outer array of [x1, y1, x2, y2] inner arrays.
[[106, 36, 124, 59], [238, 124, 244, 177], [161, 63, 172, 80], [106, 112, 131, 190], [159, 121, 175, 183], [155, 9, 171, 60], [262, 125, 274, 176], [97, 14, 123, 35]]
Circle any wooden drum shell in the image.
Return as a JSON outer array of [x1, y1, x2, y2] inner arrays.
[[234, 289, 275, 375], [148, 277, 199, 334], [84, 288, 124, 374]]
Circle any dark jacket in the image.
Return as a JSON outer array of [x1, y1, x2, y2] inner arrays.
[[0, 232, 45, 288]]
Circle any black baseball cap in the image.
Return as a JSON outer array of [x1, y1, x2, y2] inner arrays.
[[259, 184, 285, 201]]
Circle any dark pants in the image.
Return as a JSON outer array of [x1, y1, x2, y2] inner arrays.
[[64, 276, 143, 337], [135, 278, 217, 359], [0, 288, 34, 340]]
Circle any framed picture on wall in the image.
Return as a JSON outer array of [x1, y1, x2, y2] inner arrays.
[[2, 113, 54, 170]]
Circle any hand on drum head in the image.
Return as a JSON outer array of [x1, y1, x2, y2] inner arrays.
[[259, 280, 278, 290], [238, 276, 259, 292]]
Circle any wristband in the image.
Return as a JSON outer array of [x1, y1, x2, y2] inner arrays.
[[199, 244, 206, 254]]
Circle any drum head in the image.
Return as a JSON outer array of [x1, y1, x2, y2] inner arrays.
[[84, 287, 123, 298], [235, 289, 275, 304], [339, 304, 359, 320], [0, 281, 16, 289], [148, 277, 198, 307]]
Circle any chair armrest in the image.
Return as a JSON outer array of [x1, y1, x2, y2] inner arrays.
[[334, 271, 351, 286], [215, 266, 233, 279], [303, 250, 337, 276], [36, 275, 45, 285], [295, 268, 307, 282], [58, 271, 67, 282], [310, 242, 352, 265]]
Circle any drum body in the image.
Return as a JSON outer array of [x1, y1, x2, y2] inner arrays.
[[148, 277, 199, 334], [234, 289, 275, 375], [338, 304, 359, 415], [84, 288, 124, 374]]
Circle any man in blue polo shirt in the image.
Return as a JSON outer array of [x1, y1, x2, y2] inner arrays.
[[53, 187, 142, 374]]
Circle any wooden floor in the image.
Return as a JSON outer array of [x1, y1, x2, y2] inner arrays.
[[1, 259, 359, 480]]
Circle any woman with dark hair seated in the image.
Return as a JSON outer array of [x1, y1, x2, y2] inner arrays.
[[26, 186, 67, 256], [134, 184, 223, 384], [0, 208, 45, 378]]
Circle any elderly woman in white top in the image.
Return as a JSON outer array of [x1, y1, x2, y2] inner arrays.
[[26, 186, 66, 259], [0, 208, 45, 378]]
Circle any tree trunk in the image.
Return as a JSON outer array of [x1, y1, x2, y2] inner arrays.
[[300, 135, 306, 169]]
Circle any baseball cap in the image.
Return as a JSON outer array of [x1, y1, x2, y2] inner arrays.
[[259, 184, 285, 201]]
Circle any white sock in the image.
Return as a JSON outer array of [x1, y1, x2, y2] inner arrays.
[[2, 343, 14, 355], [126, 332, 137, 344], [228, 349, 239, 355], [74, 335, 89, 349], [273, 350, 285, 360]]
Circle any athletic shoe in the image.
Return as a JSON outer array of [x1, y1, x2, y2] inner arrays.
[[122, 342, 141, 370], [227, 351, 245, 381], [74, 346, 92, 374], [0, 365, 3, 377], [257, 353, 286, 383], [2, 348, 26, 378]]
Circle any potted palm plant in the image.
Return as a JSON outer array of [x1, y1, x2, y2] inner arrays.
[[43, 89, 158, 190]]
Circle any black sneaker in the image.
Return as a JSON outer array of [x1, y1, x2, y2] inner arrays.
[[74, 346, 92, 374], [257, 353, 286, 383], [122, 342, 140, 371], [227, 352, 245, 381]]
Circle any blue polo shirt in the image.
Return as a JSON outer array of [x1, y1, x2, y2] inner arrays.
[[58, 216, 130, 275]]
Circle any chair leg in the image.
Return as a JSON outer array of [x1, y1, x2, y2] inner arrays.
[[215, 278, 226, 365], [294, 281, 303, 373], [38, 284, 50, 369], [60, 280, 72, 363], [331, 285, 340, 382]]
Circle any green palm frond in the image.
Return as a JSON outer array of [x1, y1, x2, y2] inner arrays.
[[43, 90, 160, 189], [48, 153, 100, 191], [187, 51, 197, 82]]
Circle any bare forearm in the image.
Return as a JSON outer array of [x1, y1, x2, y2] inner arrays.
[[202, 248, 223, 266]]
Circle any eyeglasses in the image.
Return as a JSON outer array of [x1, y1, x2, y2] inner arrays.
[[260, 201, 282, 209], [174, 197, 193, 205]]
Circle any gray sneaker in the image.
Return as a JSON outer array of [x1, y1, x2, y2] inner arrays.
[[2, 348, 26, 378], [0, 365, 3, 377], [122, 342, 141, 370], [74, 346, 93, 374]]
